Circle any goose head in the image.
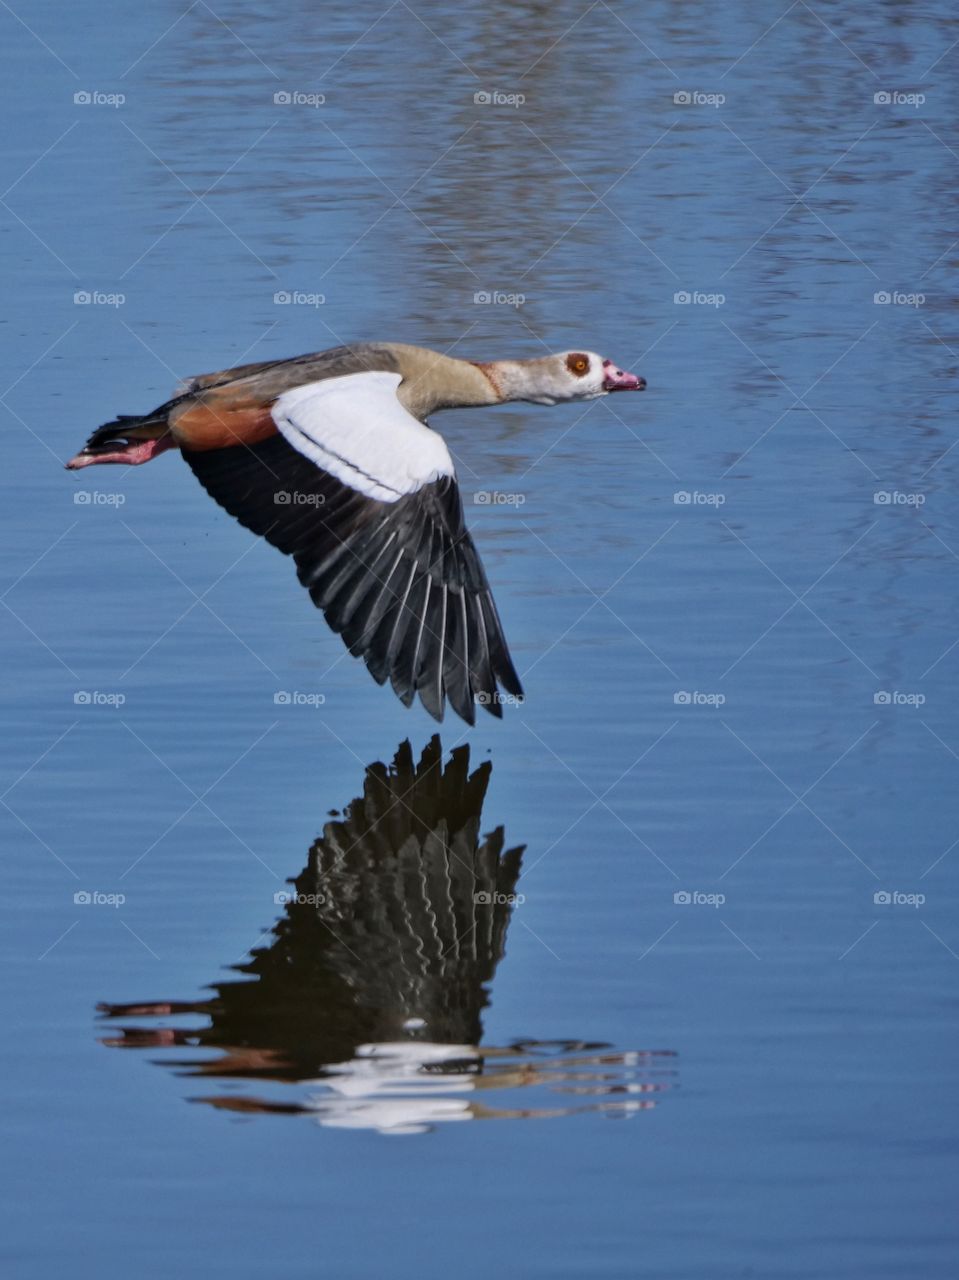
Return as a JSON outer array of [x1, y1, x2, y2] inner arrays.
[[485, 351, 646, 406]]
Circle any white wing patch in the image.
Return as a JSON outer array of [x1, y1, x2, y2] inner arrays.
[[272, 370, 455, 504]]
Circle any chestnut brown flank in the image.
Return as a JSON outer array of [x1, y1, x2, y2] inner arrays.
[[171, 401, 278, 451]]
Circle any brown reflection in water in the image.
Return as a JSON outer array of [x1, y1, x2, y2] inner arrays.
[[99, 738, 675, 1134]]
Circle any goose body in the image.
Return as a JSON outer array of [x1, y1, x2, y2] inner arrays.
[[67, 341, 645, 723]]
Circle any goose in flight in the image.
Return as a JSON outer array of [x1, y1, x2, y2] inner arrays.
[[67, 342, 645, 723]]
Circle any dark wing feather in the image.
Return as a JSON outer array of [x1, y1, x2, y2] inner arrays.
[[182, 436, 523, 723]]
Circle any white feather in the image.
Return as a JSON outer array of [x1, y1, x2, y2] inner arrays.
[[271, 370, 455, 504]]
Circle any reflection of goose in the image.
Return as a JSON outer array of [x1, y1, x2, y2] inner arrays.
[[67, 343, 645, 722], [100, 738, 675, 1134]]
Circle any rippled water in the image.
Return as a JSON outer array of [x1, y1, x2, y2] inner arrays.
[[3, 2, 959, 1277], [98, 739, 677, 1132]]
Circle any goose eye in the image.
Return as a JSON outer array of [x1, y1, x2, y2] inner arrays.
[[566, 353, 590, 377]]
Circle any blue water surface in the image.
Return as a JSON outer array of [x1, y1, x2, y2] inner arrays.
[[2, 2, 958, 1277]]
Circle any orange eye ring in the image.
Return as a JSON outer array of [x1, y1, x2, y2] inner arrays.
[[566, 353, 590, 376]]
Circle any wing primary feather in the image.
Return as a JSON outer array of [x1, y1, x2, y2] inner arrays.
[[404, 576, 432, 698], [480, 591, 524, 700], [465, 593, 497, 715], [391, 572, 430, 707], [442, 587, 475, 725], [359, 550, 409, 682], [384, 560, 418, 661], [417, 583, 448, 722]]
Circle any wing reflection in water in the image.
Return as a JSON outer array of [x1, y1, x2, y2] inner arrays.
[[99, 738, 676, 1134]]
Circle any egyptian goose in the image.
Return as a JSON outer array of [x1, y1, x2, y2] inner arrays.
[[67, 342, 645, 723]]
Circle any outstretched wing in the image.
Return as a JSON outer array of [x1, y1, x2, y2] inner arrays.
[[182, 371, 523, 723]]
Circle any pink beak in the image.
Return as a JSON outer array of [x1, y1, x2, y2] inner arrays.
[[65, 435, 175, 469], [602, 358, 646, 392]]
